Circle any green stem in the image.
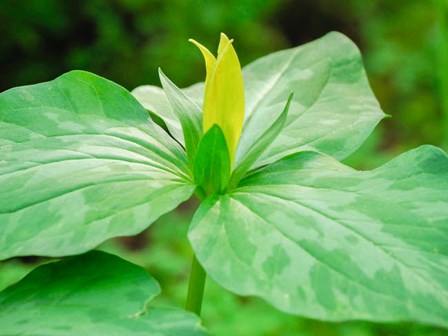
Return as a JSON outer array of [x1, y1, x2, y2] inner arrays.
[[185, 188, 208, 315], [185, 254, 206, 315]]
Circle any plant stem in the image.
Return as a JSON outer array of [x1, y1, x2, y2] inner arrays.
[[185, 254, 206, 316], [185, 189, 207, 315]]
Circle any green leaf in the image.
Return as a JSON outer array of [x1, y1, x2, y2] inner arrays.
[[0, 71, 195, 260], [229, 92, 293, 190], [159, 69, 203, 169], [0, 251, 207, 335], [194, 125, 230, 196], [189, 145, 448, 327]]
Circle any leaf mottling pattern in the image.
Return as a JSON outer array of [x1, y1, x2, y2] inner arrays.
[[0, 71, 194, 260], [0, 251, 207, 335], [189, 146, 448, 327]]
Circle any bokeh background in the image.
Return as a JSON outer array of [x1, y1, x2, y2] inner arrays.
[[1, 1, 447, 335]]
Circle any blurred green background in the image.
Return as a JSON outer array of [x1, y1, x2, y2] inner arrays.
[[1, 0, 447, 335]]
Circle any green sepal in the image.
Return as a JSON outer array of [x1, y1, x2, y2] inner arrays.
[[194, 125, 230, 196], [159, 69, 203, 170], [229, 92, 294, 190]]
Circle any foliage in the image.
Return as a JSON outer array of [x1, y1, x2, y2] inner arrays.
[[0, 251, 206, 335], [102, 213, 448, 336], [1, 30, 447, 335]]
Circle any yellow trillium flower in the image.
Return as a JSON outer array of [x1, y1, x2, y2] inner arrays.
[[189, 33, 245, 165]]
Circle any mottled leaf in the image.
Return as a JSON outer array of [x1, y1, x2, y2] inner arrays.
[[0, 71, 194, 260], [189, 145, 448, 327], [0, 251, 207, 335], [237, 31, 385, 167]]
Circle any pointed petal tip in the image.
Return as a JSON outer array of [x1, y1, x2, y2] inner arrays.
[[189, 39, 216, 60], [219, 32, 233, 42], [188, 38, 202, 48], [218, 33, 234, 55]]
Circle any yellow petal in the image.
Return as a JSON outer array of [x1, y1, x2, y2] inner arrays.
[[190, 34, 245, 165], [189, 39, 218, 137], [188, 39, 216, 83]]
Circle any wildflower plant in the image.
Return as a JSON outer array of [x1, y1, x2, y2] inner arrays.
[[0, 32, 447, 334]]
